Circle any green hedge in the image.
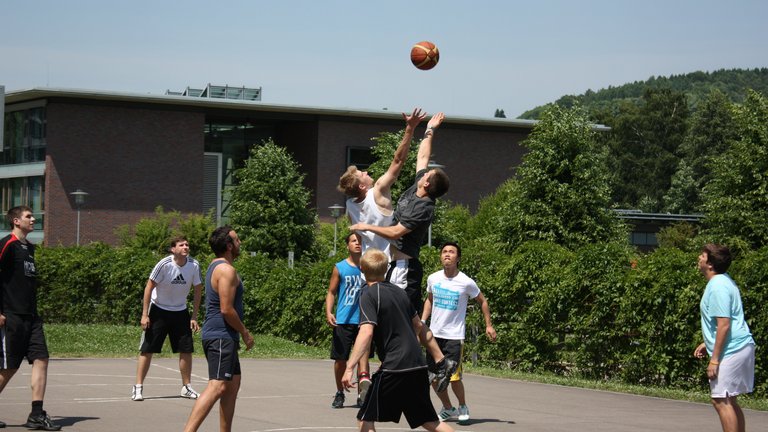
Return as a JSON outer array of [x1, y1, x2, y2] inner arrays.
[[34, 241, 766, 397]]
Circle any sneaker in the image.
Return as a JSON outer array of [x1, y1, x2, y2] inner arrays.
[[24, 411, 62, 431], [358, 376, 372, 406], [131, 384, 144, 401], [438, 406, 458, 422], [0, 419, 5, 428], [432, 358, 458, 393], [458, 404, 470, 424], [180, 384, 199, 399], [331, 391, 345, 408]]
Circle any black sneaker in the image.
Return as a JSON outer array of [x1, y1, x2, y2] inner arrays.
[[431, 358, 458, 393], [25, 411, 61, 431], [0, 419, 6, 428], [331, 391, 345, 409]]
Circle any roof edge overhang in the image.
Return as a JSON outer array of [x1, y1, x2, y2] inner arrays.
[[5, 87, 609, 131]]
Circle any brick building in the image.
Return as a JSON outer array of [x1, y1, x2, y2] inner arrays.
[[2, 86, 537, 246]]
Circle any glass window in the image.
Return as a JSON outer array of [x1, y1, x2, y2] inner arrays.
[[346, 146, 375, 170], [204, 120, 275, 223], [0, 175, 45, 230], [2, 107, 46, 165]]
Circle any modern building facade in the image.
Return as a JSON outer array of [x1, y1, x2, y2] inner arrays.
[[2, 86, 536, 246]]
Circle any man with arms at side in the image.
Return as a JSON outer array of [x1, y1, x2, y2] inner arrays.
[[132, 236, 203, 401], [0, 206, 61, 430], [342, 248, 453, 432], [325, 232, 371, 408], [422, 242, 496, 425], [338, 108, 427, 261], [693, 244, 755, 432], [349, 112, 455, 392], [184, 226, 255, 432]]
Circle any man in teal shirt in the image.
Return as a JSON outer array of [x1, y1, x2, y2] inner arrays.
[[693, 244, 755, 432]]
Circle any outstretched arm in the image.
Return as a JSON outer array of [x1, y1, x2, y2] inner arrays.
[[416, 112, 445, 172], [375, 109, 427, 198], [349, 222, 411, 240]]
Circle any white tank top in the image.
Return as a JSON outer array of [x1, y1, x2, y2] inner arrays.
[[346, 190, 394, 261]]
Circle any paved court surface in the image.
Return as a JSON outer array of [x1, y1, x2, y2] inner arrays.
[[1, 357, 767, 431]]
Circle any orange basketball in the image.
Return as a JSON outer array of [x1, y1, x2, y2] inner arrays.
[[410, 41, 439, 70]]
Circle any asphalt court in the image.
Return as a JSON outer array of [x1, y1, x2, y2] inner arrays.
[[1, 358, 767, 431]]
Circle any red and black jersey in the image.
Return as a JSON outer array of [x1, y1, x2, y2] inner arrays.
[[0, 233, 38, 316]]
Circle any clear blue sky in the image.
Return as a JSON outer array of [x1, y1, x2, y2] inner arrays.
[[2, 0, 766, 118]]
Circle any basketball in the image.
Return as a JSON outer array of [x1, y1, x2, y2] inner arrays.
[[410, 41, 439, 70]]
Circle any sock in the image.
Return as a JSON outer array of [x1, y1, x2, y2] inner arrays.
[[358, 371, 370, 380], [31, 400, 43, 416]]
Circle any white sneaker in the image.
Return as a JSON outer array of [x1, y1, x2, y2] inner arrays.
[[180, 384, 199, 399], [438, 406, 458, 422], [131, 385, 144, 401], [458, 404, 470, 424]]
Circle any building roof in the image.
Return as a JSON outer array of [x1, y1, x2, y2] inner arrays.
[[5, 87, 610, 131], [613, 209, 704, 223]]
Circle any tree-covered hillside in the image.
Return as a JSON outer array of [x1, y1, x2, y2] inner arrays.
[[518, 68, 768, 120]]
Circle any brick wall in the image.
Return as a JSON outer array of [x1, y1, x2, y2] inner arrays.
[[45, 102, 205, 245], [315, 118, 528, 218]]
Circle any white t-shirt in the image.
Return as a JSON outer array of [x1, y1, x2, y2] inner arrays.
[[148, 255, 203, 311], [346, 190, 394, 260], [426, 270, 481, 340]]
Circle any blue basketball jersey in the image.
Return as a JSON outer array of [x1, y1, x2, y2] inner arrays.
[[334, 260, 363, 325]]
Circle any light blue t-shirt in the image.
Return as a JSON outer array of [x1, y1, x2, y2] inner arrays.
[[699, 273, 754, 358], [334, 260, 363, 325]]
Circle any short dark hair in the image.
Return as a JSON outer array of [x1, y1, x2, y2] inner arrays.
[[168, 235, 188, 251], [426, 168, 450, 199], [345, 232, 360, 244], [6, 205, 33, 229], [209, 226, 234, 257], [441, 241, 461, 268], [441, 241, 461, 258], [702, 243, 732, 274]]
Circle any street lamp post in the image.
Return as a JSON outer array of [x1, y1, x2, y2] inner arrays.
[[329, 204, 344, 256], [70, 189, 89, 246]]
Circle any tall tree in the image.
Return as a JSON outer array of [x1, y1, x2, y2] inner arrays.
[[229, 141, 317, 259], [673, 90, 736, 211], [603, 89, 689, 210], [701, 90, 768, 249], [472, 105, 625, 251], [494, 108, 507, 118]]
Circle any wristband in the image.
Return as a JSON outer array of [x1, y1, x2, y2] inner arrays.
[[709, 360, 720, 365]]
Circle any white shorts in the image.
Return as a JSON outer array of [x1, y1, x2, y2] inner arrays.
[[710, 343, 755, 398], [387, 259, 408, 290]]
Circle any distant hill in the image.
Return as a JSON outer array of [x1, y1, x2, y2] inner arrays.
[[518, 68, 768, 119]]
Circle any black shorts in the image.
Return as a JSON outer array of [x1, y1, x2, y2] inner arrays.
[[386, 258, 424, 312], [139, 304, 193, 354], [426, 338, 464, 381], [330, 324, 375, 361], [0, 313, 50, 369], [357, 368, 438, 428], [203, 338, 241, 381]]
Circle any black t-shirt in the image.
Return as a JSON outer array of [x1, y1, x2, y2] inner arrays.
[[0, 234, 39, 316], [358, 281, 426, 372], [393, 169, 435, 258]]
